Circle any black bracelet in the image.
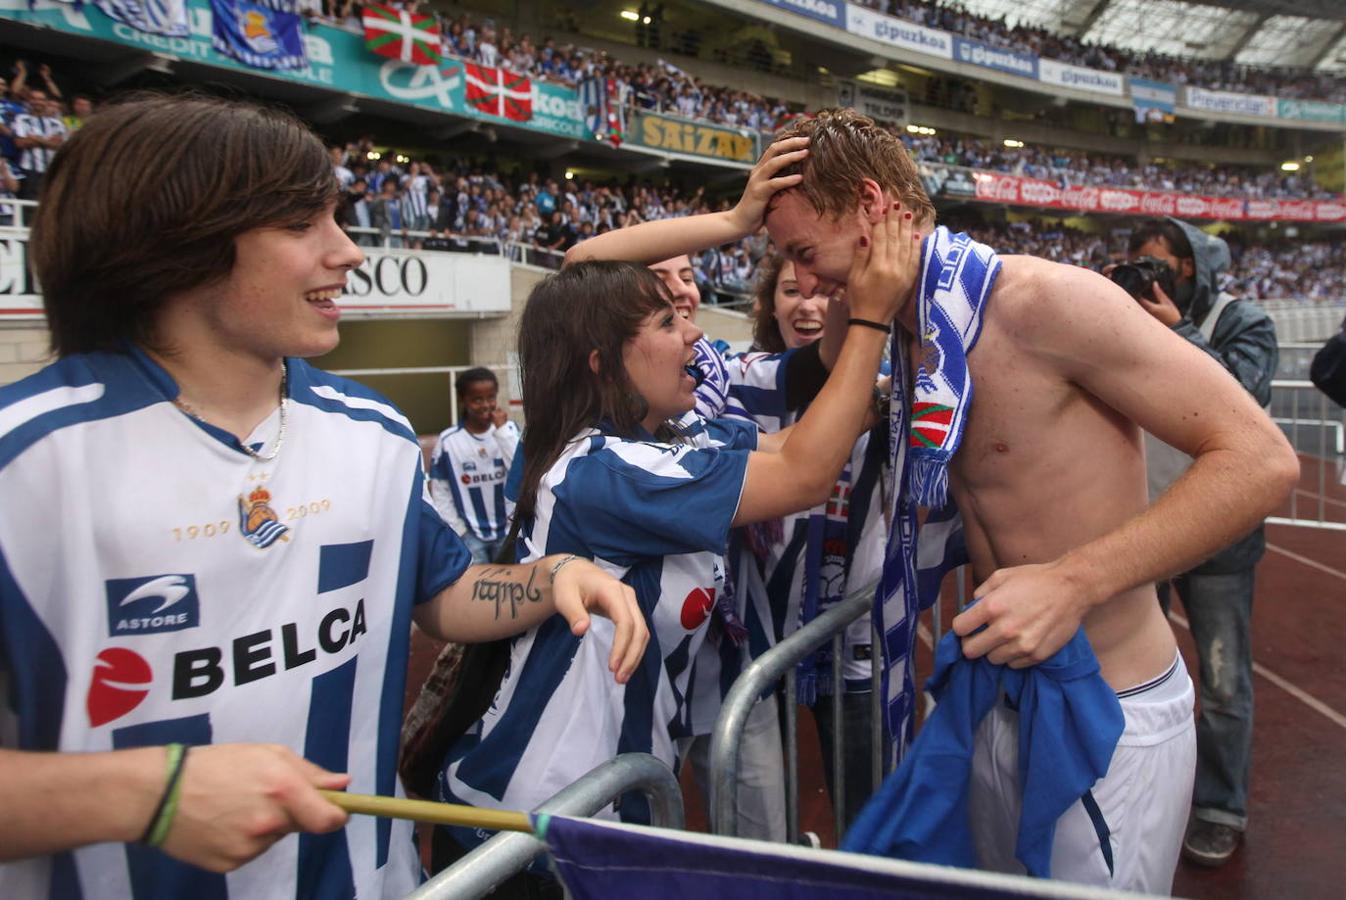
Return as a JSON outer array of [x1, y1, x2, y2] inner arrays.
[[848, 317, 892, 334], [140, 743, 190, 845]]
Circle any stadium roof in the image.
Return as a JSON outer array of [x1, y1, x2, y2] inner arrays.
[[953, 0, 1346, 71]]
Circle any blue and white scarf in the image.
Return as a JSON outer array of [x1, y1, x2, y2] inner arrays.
[[876, 226, 1000, 757], [794, 460, 854, 705]]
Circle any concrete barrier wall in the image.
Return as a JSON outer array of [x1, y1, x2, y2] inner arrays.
[[0, 325, 51, 386]]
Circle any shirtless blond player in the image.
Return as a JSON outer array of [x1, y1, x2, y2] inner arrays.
[[579, 109, 1298, 891]]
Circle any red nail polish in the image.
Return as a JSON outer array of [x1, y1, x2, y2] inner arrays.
[[859, 237, 869, 247], [904, 212, 913, 220]]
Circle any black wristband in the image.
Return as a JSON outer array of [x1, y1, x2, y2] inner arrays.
[[848, 317, 892, 334], [139, 744, 190, 845]]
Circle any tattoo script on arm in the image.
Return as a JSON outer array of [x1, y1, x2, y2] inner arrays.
[[470, 566, 544, 619]]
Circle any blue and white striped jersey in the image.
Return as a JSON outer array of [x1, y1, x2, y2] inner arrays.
[[722, 350, 798, 432], [428, 421, 519, 541], [11, 113, 66, 174], [690, 349, 887, 725], [437, 416, 756, 845], [0, 349, 472, 899], [691, 336, 731, 420]]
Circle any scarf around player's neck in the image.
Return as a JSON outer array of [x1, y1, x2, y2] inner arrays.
[[875, 225, 1000, 758]]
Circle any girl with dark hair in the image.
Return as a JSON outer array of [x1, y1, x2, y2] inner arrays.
[[746, 255, 893, 829], [434, 208, 918, 884], [558, 144, 866, 841]]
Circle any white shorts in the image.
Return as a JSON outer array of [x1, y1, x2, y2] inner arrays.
[[969, 653, 1196, 894]]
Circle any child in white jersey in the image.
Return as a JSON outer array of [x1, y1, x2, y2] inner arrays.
[[0, 93, 647, 900], [435, 197, 920, 893], [429, 367, 520, 563]]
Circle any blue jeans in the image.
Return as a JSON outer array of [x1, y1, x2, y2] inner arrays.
[[1175, 568, 1255, 831], [462, 532, 507, 565]]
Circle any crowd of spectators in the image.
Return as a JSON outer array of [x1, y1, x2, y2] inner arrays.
[[319, 1, 1345, 108], [303, 3, 1342, 179], [904, 133, 1338, 200], [332, 143, 1345, 303], [331, 144, 762, 300], [870, 0, 1346, 103], [0, 60, 93, 220], [963, 218, 1346, 301], [1224, 239, 1346, 302], [312, 3, 798, 133]]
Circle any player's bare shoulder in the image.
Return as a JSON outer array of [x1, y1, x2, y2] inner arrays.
[[986, 253, 1140, 349]]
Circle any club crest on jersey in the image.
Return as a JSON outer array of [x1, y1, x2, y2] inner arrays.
[[238, 486, 289, 549], [106, 573, 200, 636]]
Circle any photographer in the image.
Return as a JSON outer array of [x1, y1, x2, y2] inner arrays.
[[1116, 218, 1279, 868]]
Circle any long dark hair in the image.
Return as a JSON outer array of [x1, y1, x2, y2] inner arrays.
[[751, 254, 789, 353], [513, 261, 674, 527]]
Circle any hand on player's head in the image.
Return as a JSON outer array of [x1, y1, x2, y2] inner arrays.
[[730, 136, 809, 236]]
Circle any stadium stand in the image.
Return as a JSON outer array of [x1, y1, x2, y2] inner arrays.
[[0, 2, 1342, 892]]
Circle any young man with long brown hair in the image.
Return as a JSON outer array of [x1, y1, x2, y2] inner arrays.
[[0, 93, 646, 898]]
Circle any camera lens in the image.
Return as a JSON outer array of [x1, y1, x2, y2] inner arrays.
[[1110, 263, 1152, 299]]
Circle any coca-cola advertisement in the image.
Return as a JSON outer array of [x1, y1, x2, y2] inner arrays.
[[1208, 197, 1246, 219], [1273, 199, 1317, 220], [973, 172, 1022, 203], [945, 167, 1346, 223], [1314, 201, 1346, 222], [1139, 192, 1178, 216], [1017, 178, 1061, 206], [1059, 184, 1100, 210], [1245, 199, 1278, 219]]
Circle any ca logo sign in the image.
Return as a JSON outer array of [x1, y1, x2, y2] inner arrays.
[[379, 60, 463, 110]]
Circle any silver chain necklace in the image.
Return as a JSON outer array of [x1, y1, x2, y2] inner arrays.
[[173, 361, 288, 462]]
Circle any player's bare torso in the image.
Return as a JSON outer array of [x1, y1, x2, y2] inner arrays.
[[928, 254, 1177, 689]]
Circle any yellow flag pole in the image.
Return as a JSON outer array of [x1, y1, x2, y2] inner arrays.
[[320, 790, 534, 834]]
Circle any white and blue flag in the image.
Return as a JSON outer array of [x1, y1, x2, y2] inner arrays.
[[211, 0, 308, 71], [94, 0, 188, 37]]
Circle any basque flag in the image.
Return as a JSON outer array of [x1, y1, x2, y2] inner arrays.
[[909, 401, 955, 449], [362, 2, 441, 65], [464, 62, 532, 122]]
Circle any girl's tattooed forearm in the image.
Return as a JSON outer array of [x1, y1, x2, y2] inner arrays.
[[470, 566, 544, 619]]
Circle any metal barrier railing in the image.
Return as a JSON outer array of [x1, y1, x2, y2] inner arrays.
[[408, 752, 684, 900], [1262, 303, 1346, 344], [708, 590, 882, 842], [1267, 378, 1346, 531], [339, 227, 567, 272], [344, 225, 504, 255]]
